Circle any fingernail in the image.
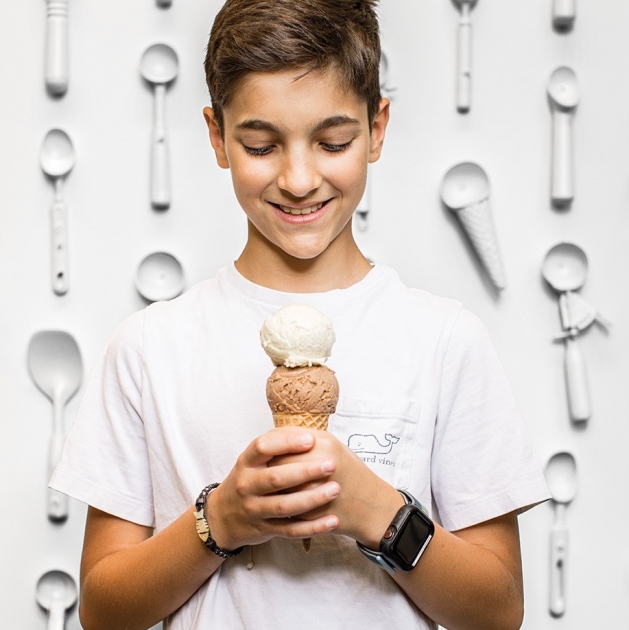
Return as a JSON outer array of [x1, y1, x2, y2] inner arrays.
[[321, 460, 335, 474], [300, 433, 314, 446], [326, 484, 340, 499], [325, 516, 338, 529]]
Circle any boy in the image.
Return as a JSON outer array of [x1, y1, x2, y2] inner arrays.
[[51, 1, 549, 629]]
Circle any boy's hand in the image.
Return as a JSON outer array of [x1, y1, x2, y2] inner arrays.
[[206, 428, 341, 551], [269, 430, 405, 549]]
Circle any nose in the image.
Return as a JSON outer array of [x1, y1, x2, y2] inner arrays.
[[277, 149, 322, 198]]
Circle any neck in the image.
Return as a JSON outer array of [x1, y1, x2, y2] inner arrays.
[[235, 222, 372, 293]]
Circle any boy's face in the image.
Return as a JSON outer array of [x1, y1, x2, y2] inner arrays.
[[204, 68, 389, 262]]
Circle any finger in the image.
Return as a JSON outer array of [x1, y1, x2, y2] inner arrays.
[[270, 514, 340, 540], [258, 458, 336, 495], [241, 428, 316, 468], [253, 480, 340, 520]]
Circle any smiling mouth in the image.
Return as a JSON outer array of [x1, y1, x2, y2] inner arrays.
[[271, 199, 331, 215]]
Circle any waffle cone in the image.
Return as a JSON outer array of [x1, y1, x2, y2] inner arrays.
[[455, 198, 506, 290], [272, 412, 329, 431]]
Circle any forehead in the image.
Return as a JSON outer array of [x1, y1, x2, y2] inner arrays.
[[224, 67, 368, 131]]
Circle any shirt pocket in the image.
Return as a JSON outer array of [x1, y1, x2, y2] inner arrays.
[[329, 396, 421, 490]]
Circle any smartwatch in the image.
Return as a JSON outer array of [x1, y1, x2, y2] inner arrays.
[[356, 489, 434, 574]]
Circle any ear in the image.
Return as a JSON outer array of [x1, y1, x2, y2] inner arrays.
[[368, 98, 390, 164], [203, 106, 230, 169]]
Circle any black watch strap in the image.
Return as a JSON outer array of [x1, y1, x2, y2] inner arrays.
[[194, 483, 243, 559]]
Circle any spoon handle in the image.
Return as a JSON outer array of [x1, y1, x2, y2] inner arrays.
[[151, 84, 170, 209], [549, 521, 568, 617], [48, 428, 69, 521], [456, 15, 472, 113], [564, 335, 590, 422], [48, 601, 67, 630], [50, 199, 69, 295], [45, 0, 69, 96], [553, 0, 576, 28], [551, 110, 574, 205]]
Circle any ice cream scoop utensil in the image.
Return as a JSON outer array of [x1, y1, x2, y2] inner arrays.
[[28, 331, 82, 521], [135, 252, 185, 302], [45, 0, 69, 95], [544, 451, 577, 617], [440, 162, 505, 290], [40, 129, 75, 295], [553, 0, 576, 29], [452, 0, 478, 113], [36, 570, 77, 630], [548, 67, 579, 206], [542, 243, 610, 422], [140, 43, 179, 209]]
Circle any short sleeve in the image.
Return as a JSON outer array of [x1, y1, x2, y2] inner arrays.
[[431, 308, 549, 531], [50, 309, 156, 527]]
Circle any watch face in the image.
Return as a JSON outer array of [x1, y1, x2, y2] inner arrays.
[[384, 507, 434, 571]]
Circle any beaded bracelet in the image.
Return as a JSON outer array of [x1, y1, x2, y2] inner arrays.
[[194, 483, 243, 559]]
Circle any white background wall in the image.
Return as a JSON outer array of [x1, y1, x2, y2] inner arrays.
[[2, 1, 628, 628]]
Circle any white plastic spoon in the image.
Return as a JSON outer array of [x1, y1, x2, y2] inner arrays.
[[548, 67, 579, 206], [28, 331, 82, 521], [135, 252, 185, 302], [452, 0, 478, 113], [36, 570, 77, 630], [140, 43, 179, 209], [545, 451, 577, 618], [542, 243, 590, 422], [40, 129, 75, 295], [440, 162, 506, 290], [553, 0, 576, 30], [45, 0, 69, 95]]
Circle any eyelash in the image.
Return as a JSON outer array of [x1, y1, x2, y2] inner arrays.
[[243, 141, 353, 156]]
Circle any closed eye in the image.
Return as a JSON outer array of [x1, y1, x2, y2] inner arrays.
[[243, 145, 274, 156], [322, 141, 352, 153]]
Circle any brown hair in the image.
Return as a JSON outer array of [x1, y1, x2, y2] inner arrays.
[[205, 0, 382, 134]]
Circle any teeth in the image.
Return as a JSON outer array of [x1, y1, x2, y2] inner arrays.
[[278, 202, 324, 215]]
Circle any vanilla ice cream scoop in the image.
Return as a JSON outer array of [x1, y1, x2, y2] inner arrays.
[[260, 304, 335, 367]]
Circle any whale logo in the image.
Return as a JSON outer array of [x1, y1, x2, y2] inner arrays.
[[347, 433, 400, 455]]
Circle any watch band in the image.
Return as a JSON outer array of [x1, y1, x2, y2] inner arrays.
[[194, 483, 243, 559], [356, 489, 432, 574]]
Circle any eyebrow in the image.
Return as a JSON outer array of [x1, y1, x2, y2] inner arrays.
[[236, 115, 361, 135]]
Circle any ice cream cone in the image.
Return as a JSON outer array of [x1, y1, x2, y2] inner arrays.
[[272, 412, 330, 432], [455, 198, 506, 291]]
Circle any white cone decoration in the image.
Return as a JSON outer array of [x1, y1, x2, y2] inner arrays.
[[454, 198, 506, 290]]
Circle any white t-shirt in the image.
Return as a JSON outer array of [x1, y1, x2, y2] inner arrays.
[[51, 264, 549, 629]]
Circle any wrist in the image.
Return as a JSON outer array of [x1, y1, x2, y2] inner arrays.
[[195, 483, 243, 557], [358, 485, 406, 550]]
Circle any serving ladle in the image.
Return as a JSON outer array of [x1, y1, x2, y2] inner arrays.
[[36, 570, 77, 630], [40, 129, 75, 295], [140, 43, 179, 209], [135, 252, 185, 302], [548, 67, 579, 206], [545, 451, 578, 617], [28, 331, 82, 521], [440, 162, 506, 291], [451, 0, 478, 113]]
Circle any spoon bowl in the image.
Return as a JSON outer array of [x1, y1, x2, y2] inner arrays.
[[36, 570, 77, 630], [440, 162, 489, 210], [135, 252, 185, 302], [140, 43, 179, 85], [40, 129, 75, 178], [542, 243, 588, 293], [548, 67, 579, 111], [545, 451, 578, 504]]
